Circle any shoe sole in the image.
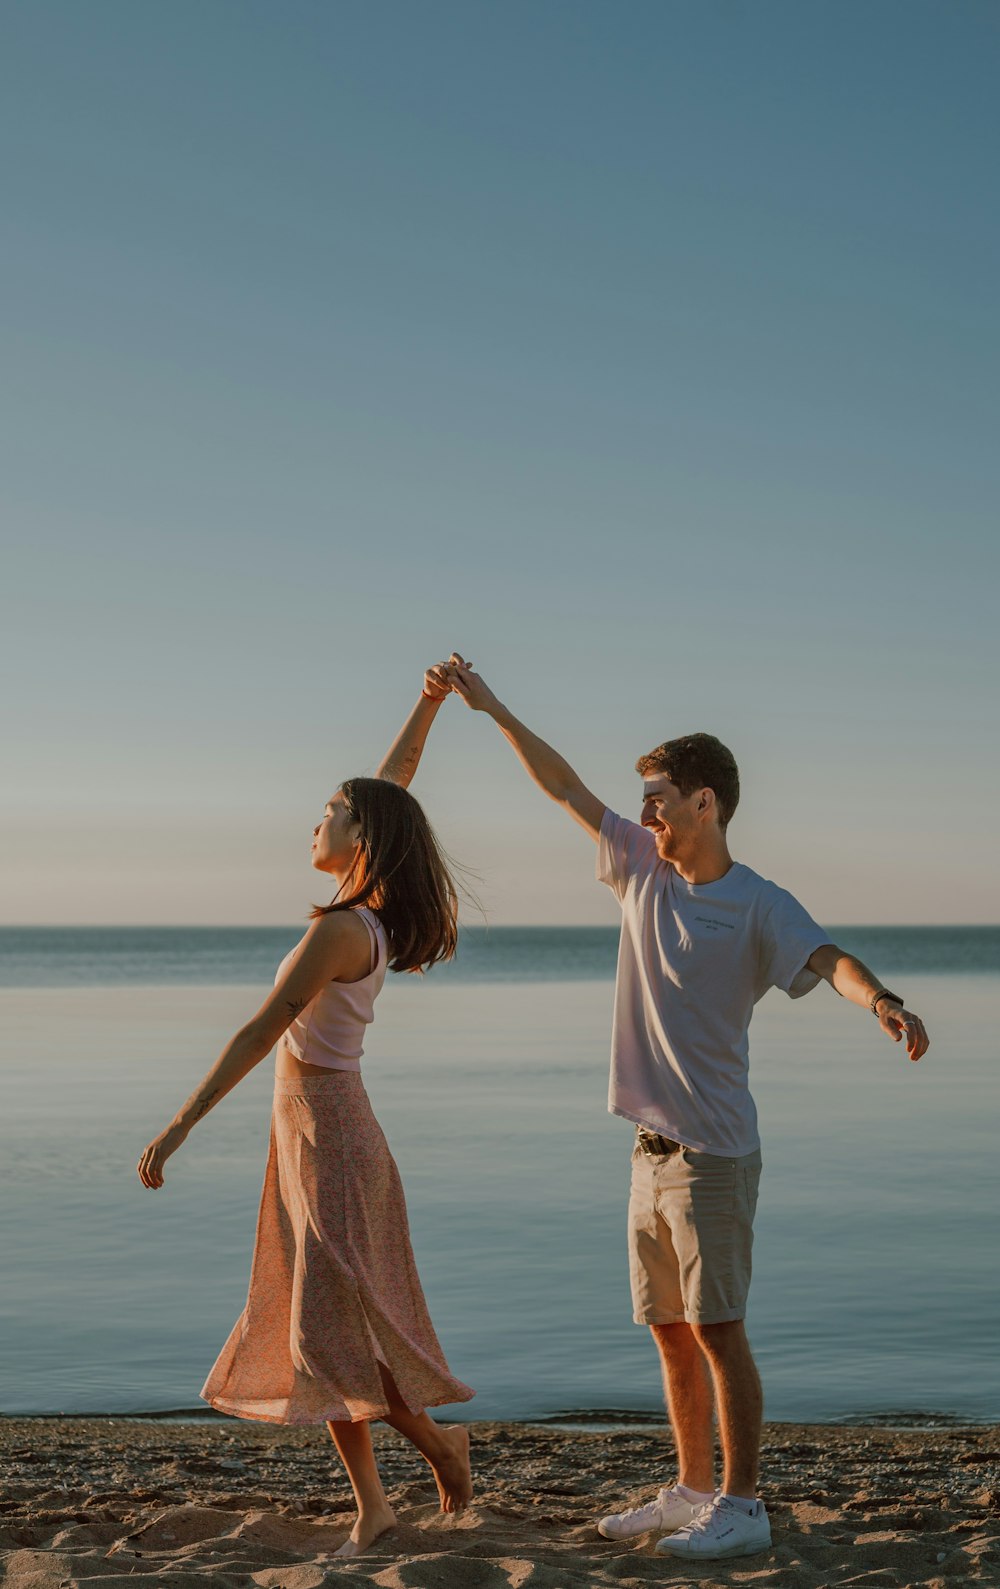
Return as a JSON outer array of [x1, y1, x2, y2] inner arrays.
[[597, 1524, 656, 1540], [655, 1535, 771, 1560], [598, 1520, 692, 1541]]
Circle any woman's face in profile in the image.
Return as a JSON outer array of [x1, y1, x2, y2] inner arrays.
[[311, 791, 363, 876]]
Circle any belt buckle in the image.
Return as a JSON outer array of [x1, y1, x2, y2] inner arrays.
[[637, 1128, 679, 1157]]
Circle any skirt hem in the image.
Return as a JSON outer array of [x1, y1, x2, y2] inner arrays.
[[200, 1384, 476, 1428], [201, 1075, 474, 1429]]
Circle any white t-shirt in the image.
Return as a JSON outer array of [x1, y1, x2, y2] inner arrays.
[[597, 809, 831, 1157]]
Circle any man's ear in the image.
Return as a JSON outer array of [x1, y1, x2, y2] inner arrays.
[[697, 788, 716, 820]]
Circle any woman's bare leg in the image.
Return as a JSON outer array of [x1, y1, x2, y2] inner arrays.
[[377, 1362, 473, 1513], [326, 1417, 396, 1557]]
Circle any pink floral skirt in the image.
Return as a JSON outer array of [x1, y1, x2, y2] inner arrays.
[[201, 1072, 474, 1425]]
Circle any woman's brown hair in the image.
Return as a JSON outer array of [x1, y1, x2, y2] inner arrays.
[[310, 777, 458, 973]]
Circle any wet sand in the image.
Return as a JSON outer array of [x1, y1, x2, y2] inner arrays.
[[2, 1415, 999, 1587]]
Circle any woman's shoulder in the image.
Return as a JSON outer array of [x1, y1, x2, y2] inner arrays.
[[303, 909, 374, 974], [308, 908, 372, 947], [289, 906, 390, 979]]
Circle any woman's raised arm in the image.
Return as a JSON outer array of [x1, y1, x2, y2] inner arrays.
[[374, 657, 469, 787]]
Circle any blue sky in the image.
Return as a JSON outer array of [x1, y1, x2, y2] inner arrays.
[[3, 1, 997, 924]]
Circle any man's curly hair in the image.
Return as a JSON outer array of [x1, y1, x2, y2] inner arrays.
[[635, 733, 740, 829]]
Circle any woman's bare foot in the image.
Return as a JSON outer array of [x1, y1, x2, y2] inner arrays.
[[429, 1424, 473, 1514], [333, 1504, 397, 1558]]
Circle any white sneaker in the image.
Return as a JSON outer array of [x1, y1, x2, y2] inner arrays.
[[654, 1495, 771, 1559], [597, 1485, 713, 1540]]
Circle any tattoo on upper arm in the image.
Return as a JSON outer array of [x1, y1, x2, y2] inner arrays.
[[285, 998, 307, 1021], [193, 1089, 220, 1122]]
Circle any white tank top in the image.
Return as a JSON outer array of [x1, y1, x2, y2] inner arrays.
[[275, 907, 389, 1072]]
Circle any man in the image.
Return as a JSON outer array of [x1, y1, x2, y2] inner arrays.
[[445, 655, 929, 1563]]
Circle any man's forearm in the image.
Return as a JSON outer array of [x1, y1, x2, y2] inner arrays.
[[488, 700, 584, 806], [807, 944, 928, 1059], [810, 946, 896, 1011], [375, 693, 444, 788], [452, 662, 606, 836]]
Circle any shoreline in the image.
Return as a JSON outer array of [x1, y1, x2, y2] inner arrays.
[[3, 1408, 995, 1430], [3, 1416, 999, 1587]]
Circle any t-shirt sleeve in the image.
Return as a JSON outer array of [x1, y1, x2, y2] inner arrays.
[[759, 887, 832, 999], [596, 808, 656, 903]]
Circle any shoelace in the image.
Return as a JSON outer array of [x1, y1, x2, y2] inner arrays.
[[684, 1501, 718, 1527], [617, 1498, 663, 1525], [686, 1498, 746, 1535], [618, 1490, 714, 1527]]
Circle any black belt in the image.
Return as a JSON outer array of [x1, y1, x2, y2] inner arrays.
[[635, 1127, 683, 1157]]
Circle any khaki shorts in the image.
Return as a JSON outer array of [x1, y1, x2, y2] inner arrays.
[[628, 1134, 762, 1326]]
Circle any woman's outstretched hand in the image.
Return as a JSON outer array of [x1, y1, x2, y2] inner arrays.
[[423, 661, 454, 701], [137, 1122, 190, 1189]]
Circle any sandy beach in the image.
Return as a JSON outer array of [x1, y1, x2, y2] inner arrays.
[[2, 1415, 998, 1588]]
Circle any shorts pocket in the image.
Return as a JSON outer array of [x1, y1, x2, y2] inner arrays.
[[743, 1167, 760, 1221]]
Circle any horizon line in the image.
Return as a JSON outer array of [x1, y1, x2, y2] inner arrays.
[[2, 922, 998, 933]]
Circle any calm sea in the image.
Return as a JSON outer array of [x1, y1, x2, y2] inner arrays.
[[1, 926, 997, 1425], [2, 924, 998, 988]]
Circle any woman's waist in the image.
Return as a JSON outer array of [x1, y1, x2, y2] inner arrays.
[[275, 1049, 363, 1079], [277, 1029, 365, 1073], [273, 1067, 368, 1095]]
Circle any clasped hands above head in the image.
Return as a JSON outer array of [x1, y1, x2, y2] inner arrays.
[[423, 653, 499, 715], [423, 654, 466, 701]]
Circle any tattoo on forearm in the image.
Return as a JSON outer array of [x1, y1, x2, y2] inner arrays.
[[193, 1089, 220, 1122], [383, 742, 421, 784]]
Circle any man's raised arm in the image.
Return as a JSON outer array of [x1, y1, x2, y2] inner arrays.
[[450, 659, 607, 840]]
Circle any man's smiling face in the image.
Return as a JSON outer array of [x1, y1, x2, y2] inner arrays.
[[639, 773, 704, 862]]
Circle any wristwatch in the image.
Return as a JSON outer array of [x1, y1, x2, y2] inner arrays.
[[870, 988, 903, 1016]]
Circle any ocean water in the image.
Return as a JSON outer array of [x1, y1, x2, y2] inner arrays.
[[2, 924, 998, 987], [1, 927, 997, 1424]]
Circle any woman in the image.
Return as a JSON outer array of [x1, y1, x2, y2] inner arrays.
[[137, 661, 473, 1559]]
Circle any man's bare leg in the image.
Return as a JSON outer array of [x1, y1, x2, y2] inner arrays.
[[650, 1322, 716, 1493], [691, 1320, 762, 1499], [375, 1362, 472, 1513]]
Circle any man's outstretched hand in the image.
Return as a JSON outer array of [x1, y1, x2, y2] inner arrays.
[[877, 999, 929, 1062], [448, 653, 501, 716]]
